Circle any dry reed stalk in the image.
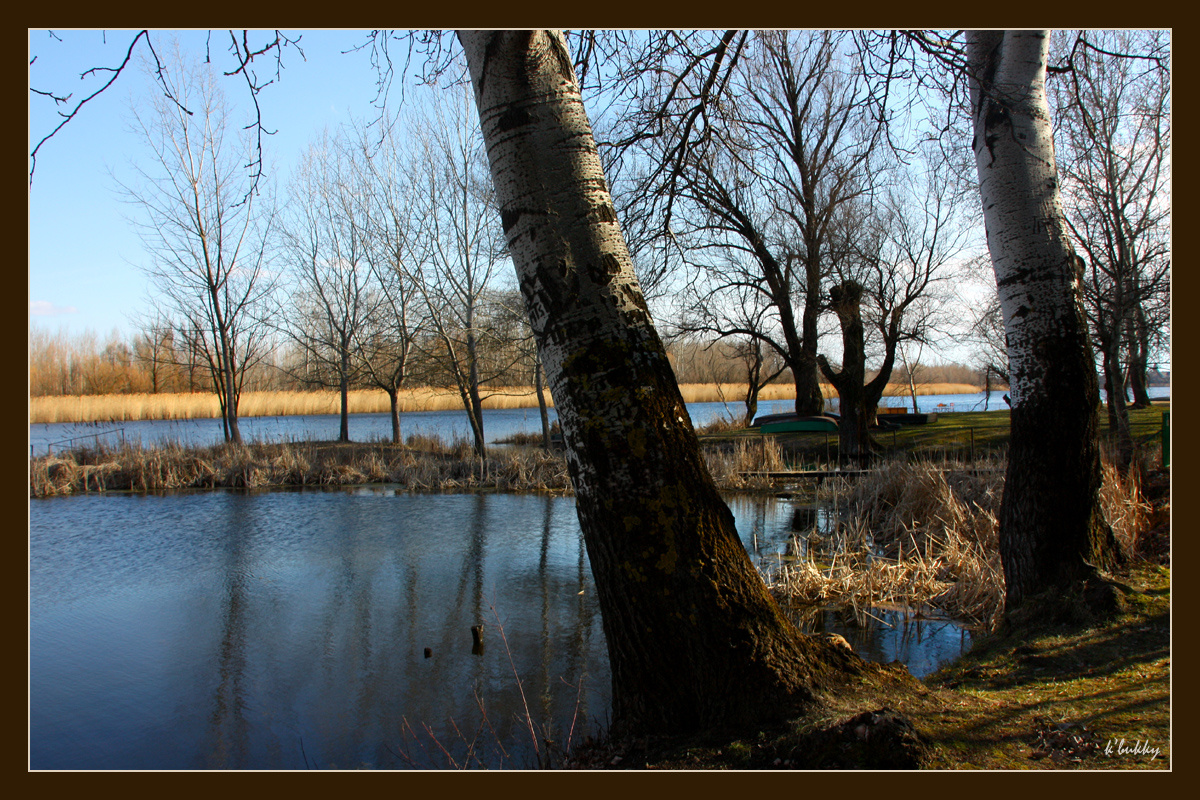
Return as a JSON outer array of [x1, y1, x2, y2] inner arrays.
[[29, 387, 560, 424], [877, 382, 986, 398], [1098, 460, 1153, 558], [31, 380, 989, 424], [767, 459, 1006, 629], [702, 437, 788, 491], [769, 451, 1152, 631]]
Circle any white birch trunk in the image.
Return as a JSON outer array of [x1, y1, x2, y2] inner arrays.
[[967, 30, 1122, 611], [968, 31, 1077, 409]]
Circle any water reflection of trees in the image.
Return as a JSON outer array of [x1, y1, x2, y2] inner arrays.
[[40, 490, 977, 768], [401, 494, 606, 769], [205, 494, 254, 768], [268, 492, 609, 769]]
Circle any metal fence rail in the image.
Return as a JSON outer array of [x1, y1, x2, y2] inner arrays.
[[39, 427, 126, 456]]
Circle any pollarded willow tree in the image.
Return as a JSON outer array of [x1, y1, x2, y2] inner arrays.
[[616, 30, 888, 419], [966, 29, 1124, 614], [817, 146, 968, 467], [456, 29, 866, 735]]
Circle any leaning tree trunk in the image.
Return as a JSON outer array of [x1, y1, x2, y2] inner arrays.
[[818, 281, 872, 468], [967, 30, 1123, 614], [458, 29, 860, 735]]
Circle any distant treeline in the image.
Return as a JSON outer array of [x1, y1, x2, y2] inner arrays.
[[29, 323, 993, 400]]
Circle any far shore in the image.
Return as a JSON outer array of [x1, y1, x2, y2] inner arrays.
[[29, 382, 989, 425]]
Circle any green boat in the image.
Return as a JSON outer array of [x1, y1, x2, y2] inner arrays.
[[760, 415, 839, 434]]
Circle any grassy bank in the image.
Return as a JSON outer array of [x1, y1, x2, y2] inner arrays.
[[28, 382, 988, 424], [30, 437, 574, 497], [564, 562, 1169, 770], [700, 402, 1169, 465]]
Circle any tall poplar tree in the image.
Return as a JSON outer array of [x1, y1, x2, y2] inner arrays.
[[966, 30, 1123, 614]]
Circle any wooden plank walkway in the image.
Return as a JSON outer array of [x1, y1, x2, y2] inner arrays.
[[737, 468, 1004, 482], [737, 470, 867, 482]]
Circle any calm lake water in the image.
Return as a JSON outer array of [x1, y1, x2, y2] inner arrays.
[[29, 388, 1168, 457], [30, 385, 1168, 769], [30, 489, 975, 770]]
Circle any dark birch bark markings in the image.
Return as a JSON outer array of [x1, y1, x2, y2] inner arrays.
[[458, 29, 863, 734]]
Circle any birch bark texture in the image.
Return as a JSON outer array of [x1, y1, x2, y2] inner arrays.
[[966, 30, 1122, 612], [457, 30, 860, 734]]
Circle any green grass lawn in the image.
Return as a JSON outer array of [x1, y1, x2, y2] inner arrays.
[[699, 401, 1170, 468]]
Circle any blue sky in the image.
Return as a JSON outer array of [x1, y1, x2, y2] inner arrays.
[[26, 29, 999, 369], [28, 29, 404, 339]]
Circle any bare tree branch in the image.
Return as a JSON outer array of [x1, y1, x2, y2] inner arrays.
[[29, 29, 303, 195], [30, 30, 151, 186]]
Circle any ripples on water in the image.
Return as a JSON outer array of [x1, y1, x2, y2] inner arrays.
[[30, 488, 980, 770]]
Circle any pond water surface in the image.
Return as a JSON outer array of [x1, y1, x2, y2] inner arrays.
[[31, 390, 1059, 457], [30, 489, 975, 770]]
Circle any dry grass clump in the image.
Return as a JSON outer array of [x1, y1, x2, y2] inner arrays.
[[1098, 459, 1154, 558], [767, 451, 1161, 631], [693, 414, 749, 435], [29, 438, 572, 498], [768, 459, 1007, 630], [703, 437, 788, 491], [30, 427, 789, 497]]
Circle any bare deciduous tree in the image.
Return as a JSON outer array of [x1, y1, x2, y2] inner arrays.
[[409, 84, 512, 458], [1050, 29, 1171, 468], [277, 130, 381, 443], [818, 147, 968, 465], [349, 118, 427, 445], [618, 31, 890, 421], [116, 45, 277, 443]]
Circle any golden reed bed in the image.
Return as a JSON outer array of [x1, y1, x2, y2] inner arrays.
[[28, 382, 982, 424]]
